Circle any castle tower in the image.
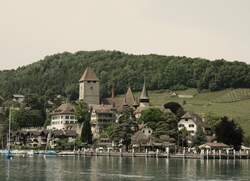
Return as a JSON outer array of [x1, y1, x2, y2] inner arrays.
[[139, 80, 149, 107], [122, 87, 138, 108], [79, 67, 100, 105]]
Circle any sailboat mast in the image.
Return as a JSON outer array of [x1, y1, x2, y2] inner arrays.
[[8, 107, 11, 150]]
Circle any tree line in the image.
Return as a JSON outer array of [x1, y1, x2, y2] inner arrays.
[[0, 50, 250, 100]]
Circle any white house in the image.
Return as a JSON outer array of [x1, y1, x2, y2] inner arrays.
[[13, 94, 25, 103], [47, 103, 78, 131], [178, 112, 202, 136]]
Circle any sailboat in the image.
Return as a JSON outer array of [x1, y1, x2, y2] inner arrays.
[[6, 107, 13, 160], [43, 131, 50, 158]]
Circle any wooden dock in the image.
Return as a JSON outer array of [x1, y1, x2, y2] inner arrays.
[[58, 151, 250, 160]]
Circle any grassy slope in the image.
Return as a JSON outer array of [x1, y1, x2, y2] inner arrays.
[[130, 88, 250, 136]]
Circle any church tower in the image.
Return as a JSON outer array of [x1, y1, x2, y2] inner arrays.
[[139, 80, 149, 107], [79, 67, 100, 105]]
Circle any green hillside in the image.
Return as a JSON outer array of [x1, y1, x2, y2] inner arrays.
[[130, 88, 250, 136], [0, 50, 250, 100]]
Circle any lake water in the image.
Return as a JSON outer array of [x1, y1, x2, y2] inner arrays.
[[1, 156, 250, 181]]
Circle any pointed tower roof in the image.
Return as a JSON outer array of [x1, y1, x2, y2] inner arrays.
[[79, 67, 99, 82], [139, 81, 149, 101], [123, 87, 138, 107]]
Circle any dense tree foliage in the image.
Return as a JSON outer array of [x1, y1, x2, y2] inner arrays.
[[81, 118, 92, 145], [0, 108, 8, 148], [139, 108, 165, 130], [215, 117, 243, 150], [153, 112, 178, 140], [192, 126, 207, 146], [178, 128, 189, 147], [75, 101, 92, 144], [110, 107, 137, 150], [11, 108, 45, 129], [75, 101, 90, 124], [0, 50, 250, 100], [139, 108, 178, 141]]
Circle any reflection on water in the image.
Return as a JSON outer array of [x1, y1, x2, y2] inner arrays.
[[1, 156, 250, 181]]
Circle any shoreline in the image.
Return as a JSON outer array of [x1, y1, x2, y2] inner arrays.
[[1, 150, 249, 160]]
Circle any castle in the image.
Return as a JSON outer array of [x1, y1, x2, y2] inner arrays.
[[79, 67, 150, 139]]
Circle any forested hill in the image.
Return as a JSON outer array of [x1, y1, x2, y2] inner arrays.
[[0, 50, 250, 100]]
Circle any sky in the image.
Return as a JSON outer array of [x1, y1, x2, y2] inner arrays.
[[0, 0, 250, 70]]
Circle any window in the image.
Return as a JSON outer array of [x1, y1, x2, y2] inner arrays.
[[189, 124, 195, 128], [185, 118, 188, 121], [179, 124, 184, 127], [65, 116, 69, 119], [70, 116, 74, 119]]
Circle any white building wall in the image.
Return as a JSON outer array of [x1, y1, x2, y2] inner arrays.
[[178, 119, 197, 136], [47, 114, 78, 130]]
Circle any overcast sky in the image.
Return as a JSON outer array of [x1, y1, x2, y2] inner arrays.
[[0, 0, 250, 70]]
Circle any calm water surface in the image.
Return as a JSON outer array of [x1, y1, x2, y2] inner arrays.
[[0, 156, 250, 181]]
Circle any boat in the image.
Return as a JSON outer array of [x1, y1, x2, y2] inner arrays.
[[27, 150, 34, 157], [45, 150, 57, 156], [58, 151, 76, 156], [42, 131, 57, 157]]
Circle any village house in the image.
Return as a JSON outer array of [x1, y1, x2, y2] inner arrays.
[[90, 104, 116, 139], [131, 126, 174, 152], [9, 128, 77, 149], [49, 129, 77, 149], [12, 94, 25, 103], [47, 103, 78, 131], [10, 129, 48, 148], [178, 112, 203, 136]]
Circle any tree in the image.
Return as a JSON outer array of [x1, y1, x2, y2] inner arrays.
[[154, 112, 178, 140], [139, 108, 164, 130], [0, 108, 8, 148], [110, 107, 137, 150], [75, 101, 92, 144], [11, 108, 45, 129], [203, 113, 221, 135], [75, 101, 89, 123], [178, 128, 189, 147], [81, 118, 92, 144], [140, 108, 178, 142], [192, 126, 207, 146], [215, 117, 243, 150]]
